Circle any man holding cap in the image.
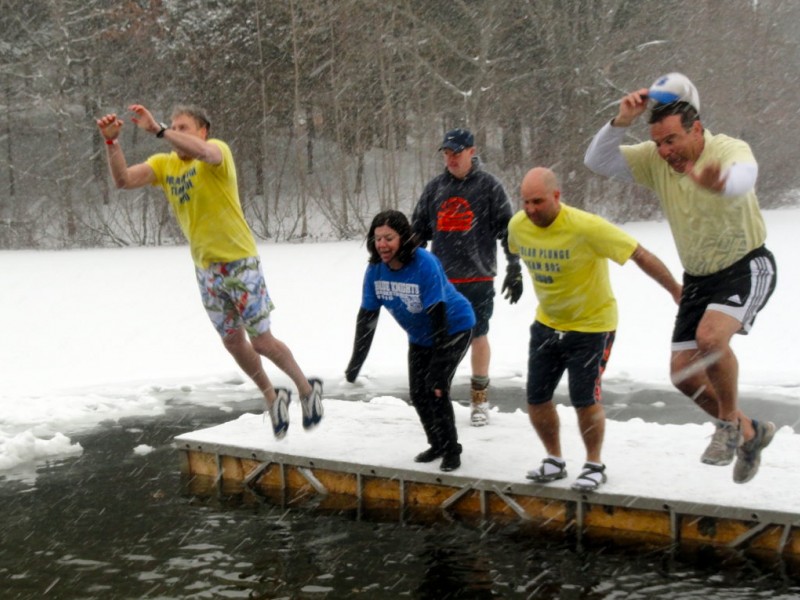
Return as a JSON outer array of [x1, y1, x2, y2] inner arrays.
[[584, 73, 777, 484], [412, 128, 522, 426]]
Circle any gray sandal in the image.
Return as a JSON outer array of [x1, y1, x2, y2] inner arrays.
[[571, 463, 607, 491], [526, 458, 567, 483]]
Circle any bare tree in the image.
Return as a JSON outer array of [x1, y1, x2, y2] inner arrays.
[[1, 0, 799, 249]]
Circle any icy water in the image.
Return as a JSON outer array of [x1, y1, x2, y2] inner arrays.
[[1, 386, 799, 599]]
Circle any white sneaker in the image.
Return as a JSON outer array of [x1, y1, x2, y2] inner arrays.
[[301, 378, 324, 430], [269, 388, 291, 439]]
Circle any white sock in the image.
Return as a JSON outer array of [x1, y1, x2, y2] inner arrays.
[[540, 455, 565, 476], [579, 461, 605, 484]]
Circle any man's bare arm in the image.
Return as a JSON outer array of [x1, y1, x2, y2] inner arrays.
[[630, 245, 682, 304], [129, 104, 222, 165], [97, 113, 156, 189]]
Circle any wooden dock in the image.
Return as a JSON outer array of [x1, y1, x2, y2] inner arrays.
[[174, 400, 800, 562]]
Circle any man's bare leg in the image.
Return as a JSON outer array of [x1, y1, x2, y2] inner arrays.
[[222, 327, 278, 408], [469, 335, 492, 425], [223, 328, 312, 406], [251, 330, 313, 399], [576, 403, 605, 464], [528, 401, 561, 457], [671, 310, 753, 440]]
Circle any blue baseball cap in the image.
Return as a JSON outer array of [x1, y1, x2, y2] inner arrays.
[[648, 72, 700, 113], [439, 128, 474, 152]]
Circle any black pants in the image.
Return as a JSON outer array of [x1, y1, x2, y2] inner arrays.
[[407, 329, 472, 457]]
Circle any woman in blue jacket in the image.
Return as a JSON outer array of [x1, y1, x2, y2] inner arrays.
[[345, 210, 475, 471]]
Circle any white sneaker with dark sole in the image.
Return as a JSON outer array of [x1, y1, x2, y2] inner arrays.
[[269, 388, 291, 439], [301, 378, 324, 430]]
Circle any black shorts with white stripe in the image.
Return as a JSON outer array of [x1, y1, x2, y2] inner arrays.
[[672, 245, 776, 350]]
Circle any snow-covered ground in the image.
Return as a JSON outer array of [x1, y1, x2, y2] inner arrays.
[[2, 209, 798, 501]]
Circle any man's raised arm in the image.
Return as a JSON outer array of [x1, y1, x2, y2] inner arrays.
[[96, 113, 155, 190]]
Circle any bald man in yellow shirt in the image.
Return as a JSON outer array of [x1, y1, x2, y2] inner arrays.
[[508, 167, 681, 491]]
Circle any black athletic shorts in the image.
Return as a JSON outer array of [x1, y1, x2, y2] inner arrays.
[[453, 281, 495, 337], [672, 245, 776, 351], [526, 321, 615, 408]]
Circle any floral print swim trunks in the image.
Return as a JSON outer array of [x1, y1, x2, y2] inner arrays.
[[195, 257, 275, 338]]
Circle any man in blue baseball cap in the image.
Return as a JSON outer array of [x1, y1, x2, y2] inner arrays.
[[439, 128, 475, 154], [584, 73, 777, 485], [412, 128, 522, 427]]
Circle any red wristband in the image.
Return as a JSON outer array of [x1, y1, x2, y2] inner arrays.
[[105, 138, 116, 146]]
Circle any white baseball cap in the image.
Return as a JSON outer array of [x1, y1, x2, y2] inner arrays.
[[648, 72, 700, 113]]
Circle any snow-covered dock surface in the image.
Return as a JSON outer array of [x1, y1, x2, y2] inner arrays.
[[176, 396, 800, 520]]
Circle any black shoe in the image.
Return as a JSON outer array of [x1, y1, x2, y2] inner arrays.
[[414, 447, 443, 463], [440, 453, 461, 472]]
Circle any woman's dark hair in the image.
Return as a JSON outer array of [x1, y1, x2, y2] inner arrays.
[[648, 100, 699, 131], [366, 209, 420, 265]]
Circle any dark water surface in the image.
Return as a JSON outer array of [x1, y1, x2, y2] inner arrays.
[[1, 387, 799, 599]]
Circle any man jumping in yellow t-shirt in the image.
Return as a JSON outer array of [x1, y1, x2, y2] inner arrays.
[[508, 167, 681, 491], [584, 73, 778, 484], [96, 104, 322, 439]]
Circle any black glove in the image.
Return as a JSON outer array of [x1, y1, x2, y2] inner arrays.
[[345, 364, 360, 383], [345, 308, 379, 383], [501, 262, 523, 304]]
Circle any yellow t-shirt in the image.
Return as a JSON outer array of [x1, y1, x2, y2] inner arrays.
[[146, 139, 258, 268], [621, 130, 765, 276], [507, 204, 637, 332]]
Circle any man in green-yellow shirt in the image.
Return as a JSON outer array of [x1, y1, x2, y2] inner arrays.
[[584, 73, 778, 484], [508, 167, 680, 491], [96, 104, 322, 439]]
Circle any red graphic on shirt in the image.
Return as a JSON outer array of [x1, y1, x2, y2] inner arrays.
[[436, 197, 474, 232]]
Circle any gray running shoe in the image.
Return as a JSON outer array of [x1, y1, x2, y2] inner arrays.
[[733, 420, 776, 484], [301, 378, 324, 430], [700, 420, 741, 466], [269, 388, 291, 439]]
